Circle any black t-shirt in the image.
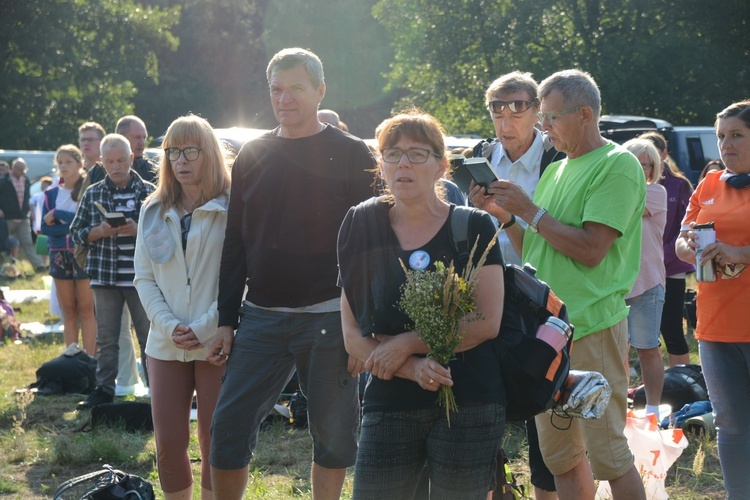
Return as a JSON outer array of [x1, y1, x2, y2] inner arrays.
[[217, 126, 376, 326], [338, 200, 505, 413]]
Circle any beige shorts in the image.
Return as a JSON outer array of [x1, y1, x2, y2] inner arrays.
[[534, 318, 634, 480]]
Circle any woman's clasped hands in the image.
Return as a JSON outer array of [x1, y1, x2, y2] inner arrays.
[[367, 333, 452, 392]]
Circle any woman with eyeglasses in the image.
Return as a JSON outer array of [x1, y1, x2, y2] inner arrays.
[[134, 115, 232, 499], [677, 100, 750, 499], [638, 131, 695, 368], [622, 138, 668, 417], [338, 109, 505, 499]]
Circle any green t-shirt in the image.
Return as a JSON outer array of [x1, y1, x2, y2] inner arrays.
[[522, 142, 646, 339]]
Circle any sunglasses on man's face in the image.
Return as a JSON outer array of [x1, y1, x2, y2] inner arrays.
[[488, 100, 536, 114]]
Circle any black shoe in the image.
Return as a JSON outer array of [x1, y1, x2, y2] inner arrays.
[[77, 387, 113, 410], [34, 265, 49, 273]]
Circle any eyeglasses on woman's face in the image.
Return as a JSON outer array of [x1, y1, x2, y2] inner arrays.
[[164, 147, 202, 162], [380, 147, 438, 164]]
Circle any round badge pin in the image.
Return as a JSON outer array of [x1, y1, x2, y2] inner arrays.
[[409, 250, 430, 270]]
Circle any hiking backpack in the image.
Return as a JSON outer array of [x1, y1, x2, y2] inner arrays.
[[451, 207, 574, 421]]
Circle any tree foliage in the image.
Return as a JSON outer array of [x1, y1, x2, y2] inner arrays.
[[0, 0, 178, 150], [134, 0, 271, 137], [373, 0, 750, 136]]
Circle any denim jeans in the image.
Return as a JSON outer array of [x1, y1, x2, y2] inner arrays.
[[699, 340, 750, 499], [626, 284, 665, 349], [210, 304, 359, 470], [92, 287, 150, 395]]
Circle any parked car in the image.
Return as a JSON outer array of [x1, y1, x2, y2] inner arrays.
[[150, 126, 269, 155], [0, 150, 57, 182], [599, 115, 718, 185], [669, 126, 720, 184]]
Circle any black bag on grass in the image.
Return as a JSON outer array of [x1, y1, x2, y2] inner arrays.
[[451, 207, 574, 421], [88, 402, 154, 432], [632, 364, 708, 411], [31, 344, 96, 395], [53, 463, 154, 499]]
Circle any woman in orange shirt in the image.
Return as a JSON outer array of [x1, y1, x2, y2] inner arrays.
[[676, 100, 750, 499]]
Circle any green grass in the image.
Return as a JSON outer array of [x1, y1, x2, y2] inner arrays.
[[0, 287, 727, 498]]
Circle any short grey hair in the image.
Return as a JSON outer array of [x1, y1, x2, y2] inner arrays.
[[115, 115, 146, 135], [485, 71, 539, 106], [100, 134, 132, 157], [538, 69, 601, 118], [266, 48, 325, 89], [318, 109, 340, 127], [11, 158, 27, 172]]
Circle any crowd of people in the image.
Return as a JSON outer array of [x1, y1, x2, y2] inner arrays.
[[2, 45, 748, 499]]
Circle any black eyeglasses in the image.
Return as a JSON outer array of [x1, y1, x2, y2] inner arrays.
[[380, 147, 438, 164], [488, 100, 537, 114], [165, 147, 202, 162], [180, 213, 192, 251]]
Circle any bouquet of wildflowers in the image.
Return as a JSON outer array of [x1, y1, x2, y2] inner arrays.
[[398, 233, 498, 424]]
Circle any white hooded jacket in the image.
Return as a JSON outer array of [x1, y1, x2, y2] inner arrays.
[[134, 192, 229, 361]]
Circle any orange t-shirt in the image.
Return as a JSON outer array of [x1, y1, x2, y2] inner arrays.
[[682, 170, 750, 342]]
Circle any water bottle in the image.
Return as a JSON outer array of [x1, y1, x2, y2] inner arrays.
[[694, 222, 716, 282], [536, 316, 572, 352]]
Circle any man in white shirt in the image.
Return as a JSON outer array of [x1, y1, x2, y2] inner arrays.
[[470, 71, 564, 266], [469, 71, 564, 500]]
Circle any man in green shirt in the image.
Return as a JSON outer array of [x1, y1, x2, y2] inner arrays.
[[489, 69, 647, 500]]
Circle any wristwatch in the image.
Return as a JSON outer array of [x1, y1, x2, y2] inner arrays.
[[528, 208, 547, 234]]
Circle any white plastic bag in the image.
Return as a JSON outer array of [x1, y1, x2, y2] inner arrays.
[[596, 410, 688, 499]]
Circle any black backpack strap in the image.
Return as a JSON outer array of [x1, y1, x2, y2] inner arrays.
[[53, 466, 113, 499], [540, 134, 565, 178], [450, 206, 473, 268]]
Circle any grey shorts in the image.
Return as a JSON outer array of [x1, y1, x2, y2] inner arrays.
[[209, 303, 360, 470]]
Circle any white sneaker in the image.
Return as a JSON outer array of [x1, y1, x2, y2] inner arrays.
[[114, 384, 136, 396], [133, 383, 150, 398]]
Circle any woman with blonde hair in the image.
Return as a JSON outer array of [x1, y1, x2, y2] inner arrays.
[[41, 145, 96, 354], [134, 115, 232, 499], [638, 131, 694, 367], [623, 138, 668, 416]]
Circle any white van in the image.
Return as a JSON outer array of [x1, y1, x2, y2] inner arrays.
[[0, 150, 57, 182]]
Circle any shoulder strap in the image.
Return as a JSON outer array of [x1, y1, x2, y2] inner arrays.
[[450, 206, 473, 267], [540, 135, 565, 178]]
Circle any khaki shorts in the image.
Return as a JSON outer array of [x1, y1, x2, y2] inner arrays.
[[534, 318, 634, 480]]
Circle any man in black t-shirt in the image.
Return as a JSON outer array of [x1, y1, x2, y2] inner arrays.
[[207, 48, 375, 500]]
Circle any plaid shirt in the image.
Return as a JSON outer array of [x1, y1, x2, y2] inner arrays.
[[70, 171, 155, 287]]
